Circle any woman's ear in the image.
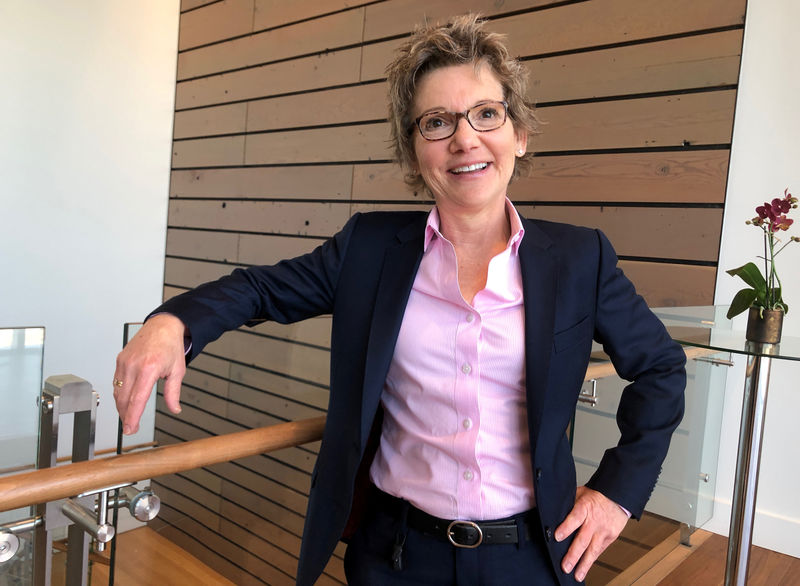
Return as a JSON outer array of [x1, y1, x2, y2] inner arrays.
[[515, 130, 528, 157]]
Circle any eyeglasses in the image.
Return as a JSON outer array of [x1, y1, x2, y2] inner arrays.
[[413, 100, 508, 141]]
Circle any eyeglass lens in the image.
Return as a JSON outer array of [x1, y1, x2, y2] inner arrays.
[[417, 101, 507, 140]]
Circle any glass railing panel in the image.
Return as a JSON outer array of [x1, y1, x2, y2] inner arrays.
[[0, 326, 44, 585]]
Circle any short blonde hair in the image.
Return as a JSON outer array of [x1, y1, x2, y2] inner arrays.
[[386, 14, 539, 194]]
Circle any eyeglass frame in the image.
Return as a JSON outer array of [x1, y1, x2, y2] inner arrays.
[[411, 100, 509, 141]]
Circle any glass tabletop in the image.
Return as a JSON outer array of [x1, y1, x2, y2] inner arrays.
[[653, 306, 800, 361]]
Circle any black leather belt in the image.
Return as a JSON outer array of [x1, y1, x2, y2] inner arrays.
[[372, 488, 535, 548]]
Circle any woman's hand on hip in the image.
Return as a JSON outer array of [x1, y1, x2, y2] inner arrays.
[[555, 486, 629, 582]]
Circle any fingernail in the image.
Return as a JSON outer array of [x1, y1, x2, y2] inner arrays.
[[563, 562, 572, 573], [576, 572, 585, 581], [123, 425, 132, 435]]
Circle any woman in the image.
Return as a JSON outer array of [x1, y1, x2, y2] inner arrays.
[[114, 15, 685, 586]]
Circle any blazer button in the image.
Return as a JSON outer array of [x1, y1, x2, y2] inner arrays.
[[545, 527, 553, 542], [535, 468, 542, 481]]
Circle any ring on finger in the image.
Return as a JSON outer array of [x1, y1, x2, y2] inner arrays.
[[113, 378, 124, 387]]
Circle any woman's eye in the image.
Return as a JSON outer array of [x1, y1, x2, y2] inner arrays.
[[423, 116, 447, 130], [478, 106, 499, 119]]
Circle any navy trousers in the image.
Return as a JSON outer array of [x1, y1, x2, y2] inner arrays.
[[344, 492, 561, 585]]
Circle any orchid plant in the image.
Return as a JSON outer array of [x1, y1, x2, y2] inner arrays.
[[726, 188, 799, 319]]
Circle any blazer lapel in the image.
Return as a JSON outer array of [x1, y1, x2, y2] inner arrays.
[[519, 219, 558, 451], [359, 217, 426, 450]]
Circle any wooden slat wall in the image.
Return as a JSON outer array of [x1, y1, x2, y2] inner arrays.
[[152, 1, 746, 583]]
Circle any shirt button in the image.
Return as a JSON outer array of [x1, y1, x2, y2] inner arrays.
[[466, 313, 475, 323], [462, 418, 472, 430], [461, 363, 472, 375], [463, 470, 474, 481]]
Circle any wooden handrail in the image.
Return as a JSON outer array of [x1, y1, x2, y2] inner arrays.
[[0, 416, 326, 514], [0, 345, 715, 514]]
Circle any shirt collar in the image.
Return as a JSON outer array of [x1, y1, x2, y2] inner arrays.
[[424, 198, 526, 253]]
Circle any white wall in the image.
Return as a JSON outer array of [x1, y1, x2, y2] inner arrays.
[[710, 0, 800, 557], [0, 1, 179, 454]]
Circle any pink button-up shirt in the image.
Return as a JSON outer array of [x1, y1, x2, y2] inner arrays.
[[370, 200, 535, 521]]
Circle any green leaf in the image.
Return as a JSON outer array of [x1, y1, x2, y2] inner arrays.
[[726, 263, 767, 301], [726, 288, 758, 319]]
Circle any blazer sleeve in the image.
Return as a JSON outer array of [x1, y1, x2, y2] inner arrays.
[[585, 230, 687, 518], [151, 214, 360, 361]]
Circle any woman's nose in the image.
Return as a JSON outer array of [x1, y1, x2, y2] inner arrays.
[[449, 117, 479, 151]]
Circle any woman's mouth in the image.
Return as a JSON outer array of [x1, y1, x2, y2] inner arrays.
[[450, 162, 488, 174]]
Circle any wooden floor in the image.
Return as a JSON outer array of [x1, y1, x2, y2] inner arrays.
[[585, 512, 680, 584], [51, 524, 800, 585], [52, 527, 235, 585]]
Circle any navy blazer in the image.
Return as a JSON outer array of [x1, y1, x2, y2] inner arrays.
[[157, 210, 686, 586]]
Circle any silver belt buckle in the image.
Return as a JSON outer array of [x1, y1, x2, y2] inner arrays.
[[446, 520, 483, 548]]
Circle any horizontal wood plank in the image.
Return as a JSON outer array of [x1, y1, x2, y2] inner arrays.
[[180, 381, 231, 414], [360, 37, 403, 82], [218, 450, 312, 496], [618, 260, 716, 307], [248, 315, 331, 347], [528, 30, 743, 103], [494, 0, 745, 59], [254, 0, 373, 31], [246, 82, 386, 133], [174, 102, 248, 139], [215, 460, 309, 516], [165, 257, 238, 287], [176, 48, 362, 109], [532, 90, 737, 152], [190, 353, 234, 378], [219, 519, 300, 577], [166, 228, 240, 262], [170, 165, 353, 198], [518, 151, 729, 203], [227, 390, 325, 428], [363, 0, 560, 41], [181, 0, 220, 12], [238, 233, 324, 266], [184, 367, 230, 399], [229, 361, 330, 410], [153, 481, 222, 530], [179, 0, 255, 51], [217, 490, 303, 557], [178, 9, 365, 80], [203, 329, 330, 386], [244, 123, 392, 165], [351, 162, 431, 201], [173, 135, 246, 167], [167, 200, 352, 236], [166, 229, 324, 265], [515, 205, 722, 261]]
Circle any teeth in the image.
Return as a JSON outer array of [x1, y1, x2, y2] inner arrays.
[[451, 162, 488, 174]]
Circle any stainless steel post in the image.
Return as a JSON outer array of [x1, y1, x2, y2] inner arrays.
[[724, 343, 775, 586], [33, 375, 99, 586]]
